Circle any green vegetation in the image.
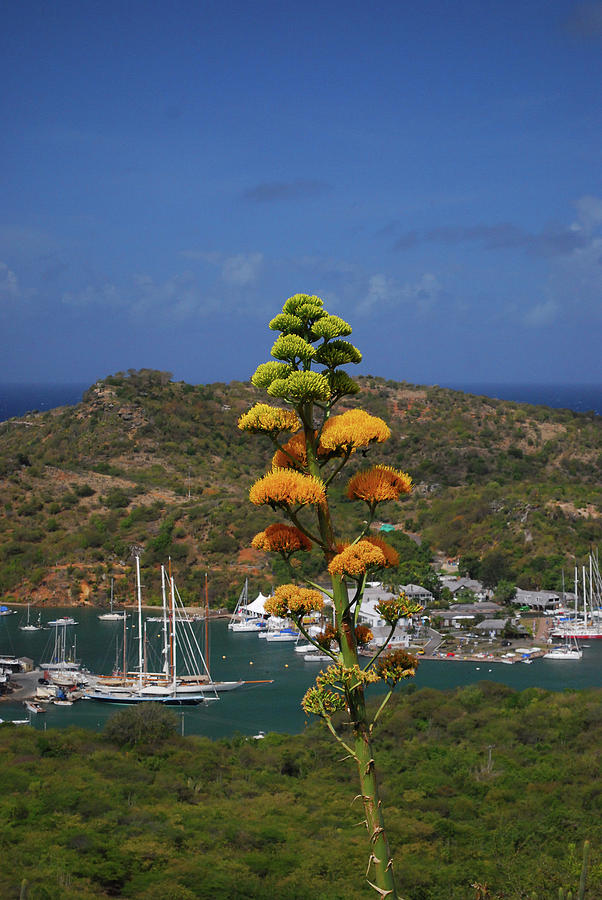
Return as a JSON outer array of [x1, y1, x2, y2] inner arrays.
[[0, 368, 599, 608], [0, 687, 600, 898]]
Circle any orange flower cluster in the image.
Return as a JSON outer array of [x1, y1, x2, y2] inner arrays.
[[362, 535, 399, 568], [249, 468, 326, 508], [320, 409, 390, 454], [272, 429, 335, 470], [264, 584, 325, 618], [375, 649, 418, 686], [315, 624, 338, 650], [251, 523, 312, 555], [272, 431, 308, 470], [238, 403, 300, 435], [346, 465, 412, 503], [328, 540, 387, 578], [355, 624, 373, 647]]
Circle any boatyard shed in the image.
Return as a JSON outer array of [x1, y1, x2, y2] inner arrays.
[[435, 602, 502, 627]]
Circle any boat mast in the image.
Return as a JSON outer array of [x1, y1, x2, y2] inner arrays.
[[204, 573, 210, 673], [168, 557, 174, 681], [161, 565, 170, 678], [122, 607, 127, 679], [170, 572, 177, 692], [589, 554, 594, 625], [136, 554, 143, 690]]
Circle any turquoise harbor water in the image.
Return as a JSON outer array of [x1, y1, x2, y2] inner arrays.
[[1, 607, 601, 738]]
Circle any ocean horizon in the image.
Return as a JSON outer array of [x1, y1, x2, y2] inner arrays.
[[0, 380, 600, 423]]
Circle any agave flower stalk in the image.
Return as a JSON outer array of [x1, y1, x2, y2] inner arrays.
[[239, 294, 418, 898]]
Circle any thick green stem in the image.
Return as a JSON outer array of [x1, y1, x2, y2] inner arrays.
[[332, 575, 398, 898], [302, 403, 398, 898]]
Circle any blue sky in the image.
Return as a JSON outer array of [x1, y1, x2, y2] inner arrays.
[[1, 0, 601, 386]]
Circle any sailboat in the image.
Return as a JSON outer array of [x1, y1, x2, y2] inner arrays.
[[228, 580, 268, 632], [19, 603, 42, 632], [552, 554, 602, 640], [39, 621, 89, 687], [98, 578, 127, 621], [177, 573, 244, 694], [543, 636, 583, 660], [87, 559, 241, 704]]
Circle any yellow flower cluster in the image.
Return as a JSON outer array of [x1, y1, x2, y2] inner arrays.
[[328, 540, 387, 578], [249, 468, 326, 508], [238, 403, 300, 435], [362, 535, 399, 568], [346, 465, 412, 503], [301, 685, 346, 718], [264, 584, 324, 618], [376, 593, 424, 626], [320, 409, 391, 454], [317, 662, 379, 691], [251, 523, 312, 555]]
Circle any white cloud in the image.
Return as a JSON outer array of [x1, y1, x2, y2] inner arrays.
[[61, 272, 213, 319], [0, 262, 20, 301], [221, 252, 263, 286], [0, 261, 37, 305], [523, 299, 560, 327], [357, 272, 442, 315], [574, 194, 602, 233], [178, 249, 264, 287], [62, 282, 122, 309]]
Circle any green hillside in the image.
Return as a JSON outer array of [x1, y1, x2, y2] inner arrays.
[[0, 685, 600, 898], [0, 369, 600, 607]]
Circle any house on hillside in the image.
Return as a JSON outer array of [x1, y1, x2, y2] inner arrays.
[[514, 588, 560, 611], [399, 583, 434, 605], [476, 618, 509, 638], [439, 576, 491, 601]]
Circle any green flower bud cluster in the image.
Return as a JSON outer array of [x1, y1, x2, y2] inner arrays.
[[327, 370, 360, 398], [251, 361, 293, 390], [282, 293, 327, 322], [315, 340, 362, 369], [267, 370, 331, 402], [269, 312, 304, 334], [271, 334, 316, 366], [311, 314, 353, 340]]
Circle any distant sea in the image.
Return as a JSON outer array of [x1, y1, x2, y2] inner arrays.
[[0, 383, 88, 422], [0, 381, 600, 423], [444, 383, 601, 416]]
